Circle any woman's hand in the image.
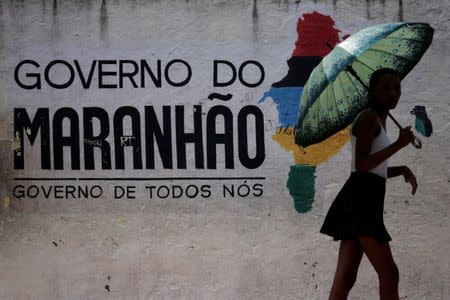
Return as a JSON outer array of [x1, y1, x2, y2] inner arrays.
[[402, 166, 417, 195], [396, 125, 415, 148]]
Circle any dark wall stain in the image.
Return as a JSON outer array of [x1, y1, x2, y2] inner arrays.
[[252, 0, 258, 43], [366, 0, 371, 20], [53, 0, 57, 17], [100, 0, 108, 41]]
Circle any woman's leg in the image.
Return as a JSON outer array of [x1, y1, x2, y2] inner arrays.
[[328, 239, 364, 300], [358, 236, 399, 300]]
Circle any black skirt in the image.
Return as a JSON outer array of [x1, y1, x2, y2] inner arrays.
[[319, 171, 392, 243]]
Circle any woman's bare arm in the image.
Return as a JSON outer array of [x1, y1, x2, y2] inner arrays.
[[387, 165, 406, 178], [353, 110, 403, 172], [388, 165, 418, 194]]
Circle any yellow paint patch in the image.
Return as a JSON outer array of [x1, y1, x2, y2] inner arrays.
[[116, 216, 128, 225], [272, 126, 351, 165], [2, 195, 10, 209], [11, 131, 21, 152]]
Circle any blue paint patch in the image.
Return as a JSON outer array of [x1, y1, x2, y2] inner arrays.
[[410, 105, 433, 137], [258, 87, 303, 128]]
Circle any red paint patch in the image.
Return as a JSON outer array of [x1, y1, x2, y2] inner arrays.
[[292, 11, 348, 57]]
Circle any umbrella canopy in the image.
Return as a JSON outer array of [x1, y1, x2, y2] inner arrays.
[[294, 22, 434, 148]]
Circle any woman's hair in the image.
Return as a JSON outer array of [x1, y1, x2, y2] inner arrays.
[[367, 67, 401, 112]]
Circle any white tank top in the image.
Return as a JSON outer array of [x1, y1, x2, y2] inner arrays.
[[350, 110, 390, 178]]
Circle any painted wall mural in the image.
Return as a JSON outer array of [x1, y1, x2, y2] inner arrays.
[[7, 10, 400, 215], [259, 11, 352, 213], [410, 105, 433, 137], [259, 12, 434, 213], [2, 10, 436, 213]]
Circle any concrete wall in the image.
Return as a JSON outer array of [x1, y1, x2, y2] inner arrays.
[[0, 0, 448, 299]]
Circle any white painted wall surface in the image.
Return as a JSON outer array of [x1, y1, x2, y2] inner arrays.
[[0, 1, 449, 299]]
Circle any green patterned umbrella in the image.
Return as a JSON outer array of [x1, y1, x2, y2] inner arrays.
[[295, 22, 434, 149]]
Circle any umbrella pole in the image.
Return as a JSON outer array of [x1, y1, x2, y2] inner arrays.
[[387, 111, 403, 129], [298, 145, 307, 154], [346, 65, 403, 129], [387, 111, 422, 148], [346, 65, 422, 149], [293, 128, 307, 153]]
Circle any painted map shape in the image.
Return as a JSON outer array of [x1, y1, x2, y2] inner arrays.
[[410, 105, 433, 137], [258, 11, 350, 213]]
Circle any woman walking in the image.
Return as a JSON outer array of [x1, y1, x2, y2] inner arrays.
[[319, 68, 418, 300]]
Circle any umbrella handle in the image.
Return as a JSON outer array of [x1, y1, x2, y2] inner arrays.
[[412, 135, 422, 149], [387, 111, 422, 149]]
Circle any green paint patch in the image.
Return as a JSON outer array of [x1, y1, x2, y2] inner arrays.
[[286, 164, 316, 213], [415, 117, 427, 136]]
